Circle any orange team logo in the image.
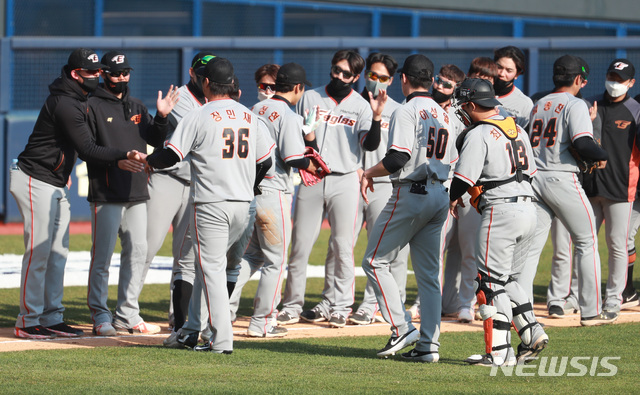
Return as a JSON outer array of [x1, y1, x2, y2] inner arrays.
[[615, 120, 632, 129], [130, 114, 142, 124]]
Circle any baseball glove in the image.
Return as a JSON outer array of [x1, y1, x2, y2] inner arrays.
[[299, 147, 331, 187], [568, 145, 598, 174], [467, 185, 485, 214]]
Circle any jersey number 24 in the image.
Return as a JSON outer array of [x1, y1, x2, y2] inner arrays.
[[529, 118, 558, 148]]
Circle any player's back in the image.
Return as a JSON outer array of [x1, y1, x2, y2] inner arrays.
[[529, 92, 592, 173], [389, 95, 452, 183]]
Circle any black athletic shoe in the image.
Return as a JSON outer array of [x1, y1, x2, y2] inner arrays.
[[376, 328, 420, 357], [14, 325, 57, 339], [548, 305, 564, 318], [621, 291, 639, 309], [47, 322, 84, 337], [300, 307, 326, 323], [193, 342, 232, 354], [580, 311, 618, 326], [178, 331, 199, 349]]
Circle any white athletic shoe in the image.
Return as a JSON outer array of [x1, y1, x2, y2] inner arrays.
[[247, 326, 288, 338], [457, 308, 474, 323], [114, 320, 161, 334], [93, 322, 117, 336], [401, 348, 440, 363]]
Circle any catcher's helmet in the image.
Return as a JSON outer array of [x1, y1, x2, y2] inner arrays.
[[454, 78, 501, 108]]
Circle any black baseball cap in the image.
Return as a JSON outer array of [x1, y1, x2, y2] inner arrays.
[[276, 63, 312, 87], [455, 78, 502, 108], [101, 50, 133, 72], [553, 55, 587, 78], [67, 48, 105, 70], [191, 51, 216, 70], [607, 58, 635, 81], [397, 54, 434, 80], [201, 57, 235, 84]]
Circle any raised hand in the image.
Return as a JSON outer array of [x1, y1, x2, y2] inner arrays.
[[157, 85, 179, 118], [369, 89, 388, 120]]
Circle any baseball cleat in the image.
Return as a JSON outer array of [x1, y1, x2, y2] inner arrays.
[[580, 311, 618, 326], [193, 342, 232, 354], [92, 322, 117, 336], [163, 329, 199, 349], [457, 308, 474, 323], [114, 320, 161, 335], [14, 325, 57, 339], [300, 307, 327, 323], [466, 352, 516, 367], [401, 348, 439, 363], [621, 291, 639, 309], [516, 330, 549, 364], [247, 326, 288, 338], [47, 322, 84, 337], [548, 305, 564, 318], [376, 328, 420, 358], [276, 311, 299, 325], [328, 313, 347, 328], [348, 310, 373, 325]]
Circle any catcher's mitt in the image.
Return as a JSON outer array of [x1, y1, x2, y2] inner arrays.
[[299, 147, 331, 186], [568, 145, 598, 174]]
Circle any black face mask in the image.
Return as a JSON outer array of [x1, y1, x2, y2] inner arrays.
[[431, 89, 452, 104], [79, 76, 99, 93], [105, 78, 128, 95], [493, 78, 513, 96], [327, 76, 352, 94]]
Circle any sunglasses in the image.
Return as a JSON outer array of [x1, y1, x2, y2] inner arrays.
[[257, 82, 276, 91], [331, 65, 355, 79], [192, 55, 215, 68], [434, 76, 454, 89], [105, 70, 131, 78], [366, 70, 391, 84]]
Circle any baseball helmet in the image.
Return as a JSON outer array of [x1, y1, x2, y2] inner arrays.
[[454, 78, 501, 108]]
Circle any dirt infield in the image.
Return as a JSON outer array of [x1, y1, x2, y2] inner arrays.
[[1, 303, 638, 353]]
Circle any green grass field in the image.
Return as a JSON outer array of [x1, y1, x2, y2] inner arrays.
[[0, 229, 638, 393]]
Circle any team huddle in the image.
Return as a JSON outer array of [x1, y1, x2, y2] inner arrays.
[[9, 45, 640, 365]]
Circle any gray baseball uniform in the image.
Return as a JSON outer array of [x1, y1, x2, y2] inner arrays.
[[546, 218, 580, 311], [497, 86, 534, 129], [454, 115, 543, 364], [520, 92, 603, 318], [228, 96, 308, 335], [363, 93, 451, 354], [164, 98, 274, 351], [281, 86, 373, 320]]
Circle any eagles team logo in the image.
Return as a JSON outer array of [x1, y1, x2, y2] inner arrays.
[[87, 54, 99, 63], [612, 62, 629, 71], [110, 55, 126, 64], [130, 114, 142, 124]]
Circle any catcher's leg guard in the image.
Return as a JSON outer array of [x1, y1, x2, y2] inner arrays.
[[473, 273, 509, 356]]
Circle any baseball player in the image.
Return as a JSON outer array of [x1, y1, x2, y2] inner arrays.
[[10, 48, 144, 339], [146, 57, 274, 353], [277, 50, 381, 328], [624, 195, 640, 307], [360, 54, 450, 362], [493, 46, 533, 129], [86, 51, 178, 336], [255, 64, 279, 102], [227, 63, 319, 338], [145, 51, 214, 335], [451, 78, 547, 366], [583, 59, 640, 314], [519, 55, 616, 326]]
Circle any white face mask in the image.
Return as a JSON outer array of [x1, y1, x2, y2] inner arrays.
[[257, 90, 273, 102], [605, 80, 630, 98]]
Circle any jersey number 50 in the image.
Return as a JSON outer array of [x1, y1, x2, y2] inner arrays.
[[222, 128, 249, 159], [426, 126, 449, 160]]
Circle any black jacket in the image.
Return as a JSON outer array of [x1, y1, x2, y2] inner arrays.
[[17, 67, 128, 188], [86, 85, 168, 203], [583, 93, 640, 202]]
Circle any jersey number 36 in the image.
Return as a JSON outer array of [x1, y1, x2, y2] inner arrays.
[[222, 128, 249, 159]]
